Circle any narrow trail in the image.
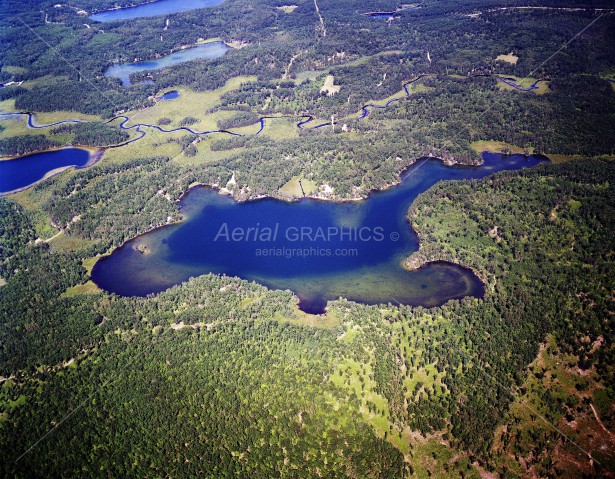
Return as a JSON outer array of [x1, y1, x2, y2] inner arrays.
[[45, 230, 63, 243], [283, 52, 301, 80], [590, 404, 614, 439], [313, 0, 326, 37]]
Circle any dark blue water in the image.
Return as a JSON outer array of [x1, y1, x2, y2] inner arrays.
[[92, 153, 548, 312], [90, 0, 224, 22], [104, 42, 230, 86], [158, 90, 180, 100], [0, 148, 91, 193]]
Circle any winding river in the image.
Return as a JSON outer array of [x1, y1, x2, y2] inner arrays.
[[92, 153, 549, 313], [0, 75, 427, 153], [496, 76, 548, 92]]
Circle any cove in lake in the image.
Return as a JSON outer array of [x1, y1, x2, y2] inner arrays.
[[104, 42, 230, 86], [90, 0, 225, 22], [0, 148, 92, 194], [92, 153, 548, 313]]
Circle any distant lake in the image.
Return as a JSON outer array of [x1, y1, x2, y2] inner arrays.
[[90, 0, 225, 22], [104, 42, 230, 86], [0, 148, 91, 194], [92, 153, 548, 313]]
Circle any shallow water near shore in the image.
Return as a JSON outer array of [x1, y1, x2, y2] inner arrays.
[[92, 153, 548, 312]]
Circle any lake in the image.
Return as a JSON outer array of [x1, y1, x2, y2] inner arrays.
[[0, 148, 93, 194], [90, 0, 225, 22], [158, 90, 180, 100], [92, 153, 548, 313], [104, 42, 230, 86]]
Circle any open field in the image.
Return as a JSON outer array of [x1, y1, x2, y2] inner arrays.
[[61, 281, 101, 298], [274, 305, 341, 329], [279, 175, 317, 197], [120, 76, 257, 132], [260, 116, 300, 141], [276, 5, 298, 13], [496, 52, 519, 65], [470, 140, 533, 155], [320, 75, 341, 96]]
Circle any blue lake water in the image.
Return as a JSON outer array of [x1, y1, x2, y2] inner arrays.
[[0, 148, 91, 194], [90, 0, 225, 22], [104, 42, 230, 86], [158, 90, 180, 100], [92, 153, 548, 313]]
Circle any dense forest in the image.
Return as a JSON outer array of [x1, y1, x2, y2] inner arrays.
[[0, 159, 613, 477]]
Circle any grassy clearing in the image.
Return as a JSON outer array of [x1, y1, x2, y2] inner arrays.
[[338, 323, 361, 343], [260, 116, 300, 141], [495, 52, 519, 65], [2, 66, 28, 76], [605, 71, 615, 91], [0, 98, 99, 142], [279, 175, 317, 197], [61, 281, 101, 298], [175, 141, 246, 166], [8, 188, 61, 239], [344, 79, 430, 121], [320, 75, 341, 96], [82, 256, 101, 276], [120, 76, 257, 131], [174, 122, 259, 166], [470, 140, 533, 155], [196, 36, 224, 44], [276, 5, 298, 13], [371, 81, 429, 105], [101, 128, 184, 163], [49, 230, 99, 252], [470, 142, 614, 163], [274, 305, 341, 329]]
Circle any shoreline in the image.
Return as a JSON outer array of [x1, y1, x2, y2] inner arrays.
[[88, 0, 161, 16], [88, 151, 549, 307], [87, 154, 473, 280]]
